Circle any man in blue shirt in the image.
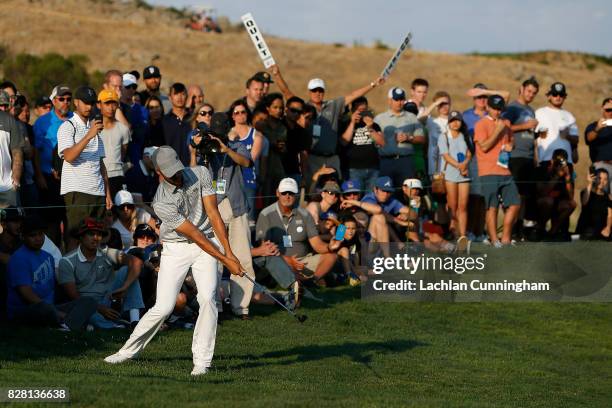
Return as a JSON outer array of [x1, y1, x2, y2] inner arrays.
[[361, 176, 411, 242], [7, 215, 96, 330], [33, 85, 73, 245]]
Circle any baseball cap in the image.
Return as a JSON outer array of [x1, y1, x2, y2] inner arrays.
[[129, 70, 141, 81], [403, 178, 423, 190], [278, 177, 299, 194], [98, 89, 119, 103], [143, 146, 159, 157], [152, 146, 184, 178], [21, 215, 46, 235], [473, 83, 488, 90], [375, 176, 394, 192], [143, 65, 161, 79], [487, 94, 506, 111], [122, 73, 138, 87], [388, 87, 406, 101], [134, 223, 158, 240], [0, 91, 9, 106], [74, 86, 97, 105], [403, 101, 418, 115], [49, 85, 71, 100], [341, 179, 361, 194], [252, 71, 274, 84], [307, 78, 326, 91], [547, 82, 567, 96], [76, 217, 107, 237], [448, 110, 464, 123], [322, 181, 341, 194], [114, 190, 135, 207], [35, 95, 52, 107]]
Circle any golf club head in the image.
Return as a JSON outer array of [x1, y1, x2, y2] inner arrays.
[[297, 315, 308, 323]]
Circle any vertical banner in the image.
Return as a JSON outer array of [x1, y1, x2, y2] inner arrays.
[[380, 33, 412, 79], [241, 12, 276, 68]]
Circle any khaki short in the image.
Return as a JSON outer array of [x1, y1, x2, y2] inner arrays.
[[297, 253, 321, 276]]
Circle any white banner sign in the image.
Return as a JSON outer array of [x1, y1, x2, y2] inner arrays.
[[380, 33, 412, 78], [241, 13, 276, 69]]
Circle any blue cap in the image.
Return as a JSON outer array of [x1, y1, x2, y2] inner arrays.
[[374, 176, 394, 192], [388, 87, 406, 101], [341, 179, 361, 194]]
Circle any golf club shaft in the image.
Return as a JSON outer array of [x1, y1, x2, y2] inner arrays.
[[242, 274, 297, 317]]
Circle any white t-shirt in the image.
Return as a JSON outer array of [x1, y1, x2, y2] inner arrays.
[[426, 116, 448, 175], [100, 121, 131, 178], [534, 106, 578, 163], [112, 208, 152, 250]]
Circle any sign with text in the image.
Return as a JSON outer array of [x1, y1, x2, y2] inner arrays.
[[241, 12, 276, 68], [380, 33, 412, 78]]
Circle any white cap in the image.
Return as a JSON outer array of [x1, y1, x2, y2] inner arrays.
[[307, 78, 326, 91], [143, 146, 159, 157], [278, 178, 299, 194], [114, 190, 134, 207], [122, 73, 138, 87], [403, 178, 423, 189]]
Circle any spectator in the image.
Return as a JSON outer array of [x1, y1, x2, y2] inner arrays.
[[585, 97, 612, 190], [282, 96, 311, 186], [112, 190, 156, 250], [259, 93, 288, 206], [0, 81, 17, 114], [255, 178, 339, 287], [162, 83, 192, 166], [102, 70, 131, 128], [33, 85, 73, 245], [252, 71, 274, 96], [407, 78, 430, 175], [57, 86, 112, 246], [335, 214, 364, 286], [0, 90, 9, 112], [132, 223, 158, 249], [375, 87, 425, 188], [576, 168, 612, 240], [98, 89, 131, 198], [474, 95, 520, 247], [58, 217, 144, 329], [125, 146, 159, 204], [13, 95, 40, 210], [271, 64, 384, 185], [121, 73, 149, 165], [535, 149, 576, 241], [6, 215, 96, 330], [0, 97, 25, 208], [144, 95, 165, 147], [307, 181, 341, 227], [139, 65, 171, 113], [504, 77, 540, 237], [242, 76, 265, 114], [34, 96, 53, 118], [341, 96, 384, 192], [187, 85, 205, 113], [0, 206, 24, 320], [438, 111, 471, 247], [361, 176, 412, 242], [424, 91, 451, 178]]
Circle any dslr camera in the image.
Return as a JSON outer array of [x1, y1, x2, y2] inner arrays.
[[191, 112, 231, 155]]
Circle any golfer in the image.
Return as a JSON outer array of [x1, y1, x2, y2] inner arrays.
[[104, 146, 243, 376]]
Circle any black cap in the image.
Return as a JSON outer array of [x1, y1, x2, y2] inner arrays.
[[134, 223, 158, 240], [487, 94, 505, 111], [35, 95, 52, 107], [74, 86, 97, 104], [547, 82, 567, 96], [143, 65, 161, 79], [403, 101, 419, 115], [1, 206, 25, 222], [21, 215, 46, 235], [448, 110, 464, 123], [252, 71, 274, 84], [129, 70, 141, 81]]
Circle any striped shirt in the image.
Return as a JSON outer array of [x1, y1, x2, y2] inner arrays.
[[152, 166, 215, 243], [57, 114, 106, 196]]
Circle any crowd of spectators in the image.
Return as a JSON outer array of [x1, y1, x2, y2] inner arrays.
[[0, 62, 610, 331]]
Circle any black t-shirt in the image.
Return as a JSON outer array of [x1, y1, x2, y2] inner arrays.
[[576, 192, 612, 234], [162, 112, 192, 166], [283, 124, 311, 175], [347, 122, 381, 169], [585, 121, 612, 162]]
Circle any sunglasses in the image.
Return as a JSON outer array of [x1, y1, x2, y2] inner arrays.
[[148, 105, 161, 110], [119, 204, 135, 210], [550, 92, 566, 98], [280, 191, 296, 196], [474, 95, 488, 100], [199, 110, 213, 116], [125, 84, 137, 90], [57, 96, 72, 102], [310, 88, 325, 94], [604, 108, 612, 113], [288, 107, 303, 114], [233, 110, 247, 116], [324, 190, 339, 196]]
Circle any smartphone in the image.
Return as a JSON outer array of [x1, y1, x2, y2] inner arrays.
[[334, 224, 346, 241]]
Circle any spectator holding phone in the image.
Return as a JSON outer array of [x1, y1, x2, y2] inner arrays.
[[585, 97, 612, 191], [576, 168, 612, 240]]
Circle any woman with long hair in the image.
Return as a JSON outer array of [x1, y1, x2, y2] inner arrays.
[[144, 96, 165, 147], [259, 93, 287, 206], [188, 103, 215, 166]]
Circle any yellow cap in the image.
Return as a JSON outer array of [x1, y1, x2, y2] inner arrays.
[[98, 89, 119, 103]]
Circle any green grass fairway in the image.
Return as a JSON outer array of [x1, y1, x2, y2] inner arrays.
[[1, 287, 610, 407]]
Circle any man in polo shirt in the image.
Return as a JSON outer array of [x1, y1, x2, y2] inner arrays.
[[162, 83, 192, 166], [58, 218, 144, 329], [270, 64, 384, 185], [375, 87, 425, 189], [33, 85, 73, 244], [586, 97, 612, 191], [474, 95, 520, 247], [242, 75, 265, 114], [361, 176, 411, 242], [57, 86, 113, 246], [105, 146, 243, 376], [138, 65, 171, 113], [0, 104, 24, 208], [256, 178, 339, 286]]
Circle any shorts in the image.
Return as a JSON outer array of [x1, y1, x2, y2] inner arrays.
[[297, 253, 321, 276], [468, 159, 482, 196], [509, 157, 535, 196], [480, 175, 520, 209]]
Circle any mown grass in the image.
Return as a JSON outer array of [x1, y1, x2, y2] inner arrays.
[[1, 287, 610, 407]]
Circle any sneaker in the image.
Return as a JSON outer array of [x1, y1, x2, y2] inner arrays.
[[456, 236, 469, 253], [57, 323, 70, 332], [104, 351, 134, 364], [348, 272, 361, 287], [440, 242, 456, 253], [292, 280, 303, 308], [281, 292, 296, 311], [475, 234, 487, 243], [191, 365, 209, 376], [492, 240, 503, 249], [523, 219, 537, 228]]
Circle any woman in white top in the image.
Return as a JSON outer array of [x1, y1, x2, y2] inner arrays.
[[425, 91, 452, 177], [112, 190, 157, 250]]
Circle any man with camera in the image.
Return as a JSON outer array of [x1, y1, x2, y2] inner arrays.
[[535, 149, 576, 241], [57, 86, 113, 248], [190, 114, 255, 319], [585, 97, 612, 192]]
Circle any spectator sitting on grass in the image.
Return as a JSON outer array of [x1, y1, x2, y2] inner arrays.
[[361, 177, 411, 242], [335, 215, 364, 287], [112, 190, 157, 251]]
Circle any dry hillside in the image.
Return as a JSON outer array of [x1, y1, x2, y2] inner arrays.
[[2, 0, 612, 192]]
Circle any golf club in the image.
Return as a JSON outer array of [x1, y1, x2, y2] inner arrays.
[[242, 274, 308, 323]]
